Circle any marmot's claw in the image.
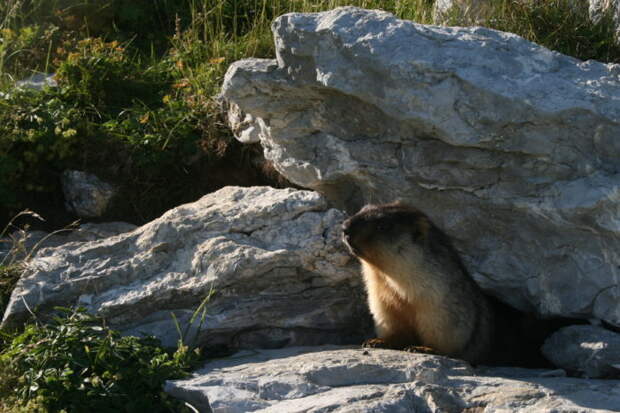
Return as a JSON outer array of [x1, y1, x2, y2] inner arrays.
[[362, 337, 389, 349], [403, 345, 436, 355]]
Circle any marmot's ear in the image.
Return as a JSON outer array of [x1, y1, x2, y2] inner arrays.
[[391, 199, 407, 207]]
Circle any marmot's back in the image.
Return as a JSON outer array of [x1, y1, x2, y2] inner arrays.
[[342, 202, 494, 364]]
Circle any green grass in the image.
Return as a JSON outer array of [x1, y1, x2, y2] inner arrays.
[[481, 0, 620, 62]]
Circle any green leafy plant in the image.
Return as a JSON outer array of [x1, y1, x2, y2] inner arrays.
[[55, 37, 170, 113], [0, 86, 83, 214], [0, 307, 200, 412]]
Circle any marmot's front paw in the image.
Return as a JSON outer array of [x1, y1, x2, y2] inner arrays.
[[362, 337, 390, 349], [403, 345, 436, 355]]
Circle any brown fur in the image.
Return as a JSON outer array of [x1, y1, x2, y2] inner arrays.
[[342, 202, 494, 364]]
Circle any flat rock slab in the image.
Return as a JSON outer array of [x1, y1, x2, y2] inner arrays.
[[221, 7, 620, 325], [2, 186, 372, 348], [165, 346, 620, 412]]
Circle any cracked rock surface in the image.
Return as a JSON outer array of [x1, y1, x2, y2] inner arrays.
[[221, 7, 620, 325], [165, 346, 620, 412], [2, 186, 372, 348]]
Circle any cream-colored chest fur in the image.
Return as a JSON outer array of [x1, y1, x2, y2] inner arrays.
[[361, 259, 470, 355]]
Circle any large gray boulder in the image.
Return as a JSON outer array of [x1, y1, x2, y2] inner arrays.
[[221, 7, 620, 326], [165, 346, 620, 412], [2, 186, 371, 348]]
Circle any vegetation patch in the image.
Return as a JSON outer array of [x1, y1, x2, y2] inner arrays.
[[0, 308, 200, 413], [475, 0, 620, 62], [0, 264, 21, 317]]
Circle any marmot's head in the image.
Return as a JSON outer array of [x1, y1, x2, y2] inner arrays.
[[342, 202, 432, 270]]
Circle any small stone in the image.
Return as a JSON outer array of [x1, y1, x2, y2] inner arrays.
[[16, 73, 57, 90], [542, 325, 620, 378], [61, 170, 116, 218]]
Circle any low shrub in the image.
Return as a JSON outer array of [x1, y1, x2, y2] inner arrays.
[[0, 307, 200, 412]]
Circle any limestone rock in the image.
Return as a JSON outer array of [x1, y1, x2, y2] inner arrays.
[[221, 7, 620, 326], [2, 186, 371, 348], [62, 170, 117, 218], [226, 102, 264, 144], [0, 221, 137, 265], [165, 346, 620, 412], [542, 325, 620, 378]]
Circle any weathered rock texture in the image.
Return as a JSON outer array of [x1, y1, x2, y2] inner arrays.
[[62, 170, 117, 218], [2, 186, 371, 348], [0, 221, 137, 264], [165, 346, 620, 412], [221, 7, 620, 326], [542, 325, 620, 378]]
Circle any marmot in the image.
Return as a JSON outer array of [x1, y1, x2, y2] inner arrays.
[[342, 201, 572, 366]]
